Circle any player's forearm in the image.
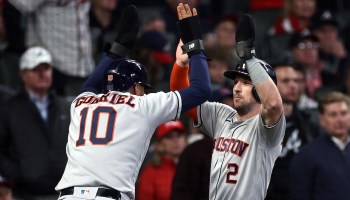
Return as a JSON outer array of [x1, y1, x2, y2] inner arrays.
[[170, 63, 198, 120], [170, 63, 190, 91], [80, 55, 122, 94], [245, 58, 283, 125], [178, 52, 211, 113]]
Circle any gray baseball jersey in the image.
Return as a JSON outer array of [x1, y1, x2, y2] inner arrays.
[[55, 90, 182, 199], [196, 102, 286, 200]]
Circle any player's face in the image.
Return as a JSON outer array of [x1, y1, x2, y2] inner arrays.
[[21, 63, 52, 93], [157, 131, 187, 158], [275, 66, 300, 103], [320, 101, 350, 138], [232, 76, 256, 115]]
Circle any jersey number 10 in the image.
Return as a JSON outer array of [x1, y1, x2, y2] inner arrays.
[[76, 106, 116, 146]]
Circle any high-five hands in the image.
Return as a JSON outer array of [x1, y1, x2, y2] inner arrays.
[[175, 40, 190, 67], [176, 3, 204, 57], [177, 3, 197, 20]]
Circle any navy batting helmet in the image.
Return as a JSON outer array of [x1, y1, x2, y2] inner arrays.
[[223, 60, 277, 103], [105, 59, 152, 92]]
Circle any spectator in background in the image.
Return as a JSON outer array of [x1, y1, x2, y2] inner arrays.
[[161, 0, 211, 53], [90, 0, 119, 63], [290, 63, 318, 110], [0, 47, 70, 199], [0, 175, 12, 200], [249, 0, 283, 11], [289, 92, 350, 200], [205, 46, 234, 92], [171, 132, 212, 200], [130, 30, 174, 91], [289, 29, 323, 99], [204, 14, 239, 66], [209, 86, 234, 107], [8, 0, 95, 97], [311, 10, 350, 80], [137, 121, 187, 200], [269, 0, 316, 35], [0, 1, 25, 89], [266, 62, 320, 200], [140, 13, 167, 35], [341, 67, 350, 96], [0, 85, 15, 103]]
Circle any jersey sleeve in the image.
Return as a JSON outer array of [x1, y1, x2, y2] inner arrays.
[[169, 63, 201, 121], [257, 114, 286, 147], [139, 91, 182, 128], [196, 102, 236, 139]]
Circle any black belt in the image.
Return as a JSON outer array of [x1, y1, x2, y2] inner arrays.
[[59, 187, 121, 199]]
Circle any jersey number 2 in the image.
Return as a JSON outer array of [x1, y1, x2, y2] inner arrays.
[[76, 107, 116, 146], [226, 163, 239, 184]]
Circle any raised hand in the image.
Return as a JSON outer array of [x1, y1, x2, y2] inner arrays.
[[175, 40, 189, 67], [176, 3, 204, 57], [177, 3, 197, 20]]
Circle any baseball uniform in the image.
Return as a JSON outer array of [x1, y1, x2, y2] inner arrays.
[[55, 90, 182, 199], [196, 102, 286, 200]]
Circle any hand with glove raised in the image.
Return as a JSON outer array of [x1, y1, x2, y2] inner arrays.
[[104, 5, 139, 59], [235, 14, 256, 60], [176, 3, 204, 57]]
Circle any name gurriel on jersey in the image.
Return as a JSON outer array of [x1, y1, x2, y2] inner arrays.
[[74, 92, 136, 108]]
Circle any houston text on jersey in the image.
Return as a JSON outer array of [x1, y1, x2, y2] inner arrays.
[[213, 137, 249, 157]]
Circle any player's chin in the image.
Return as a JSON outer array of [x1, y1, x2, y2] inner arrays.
[[233, 101, 243, 108]]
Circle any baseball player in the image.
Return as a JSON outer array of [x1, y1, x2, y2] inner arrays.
[[55, 4, 211, 200], [170, 14, 286, 200]]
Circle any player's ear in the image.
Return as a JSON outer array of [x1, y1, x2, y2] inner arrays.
[[134, 84, 145, 96]]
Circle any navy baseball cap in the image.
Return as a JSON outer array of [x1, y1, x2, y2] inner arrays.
[[136, 30, 174, 64], [311, 10, 339, 30]]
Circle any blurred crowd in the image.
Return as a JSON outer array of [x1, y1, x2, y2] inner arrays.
[[0, 0, 350, 200]]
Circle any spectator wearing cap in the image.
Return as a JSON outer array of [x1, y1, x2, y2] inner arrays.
[[0, 175, 12, 200], [8, 0, 94, 97], [136, 120, 187, 200], [0, 46, 70, 199], [311, 10, 350, 83], [289, 29, 324, 99], [130, 30, 175, 91], [209, 86, 234, 107]]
